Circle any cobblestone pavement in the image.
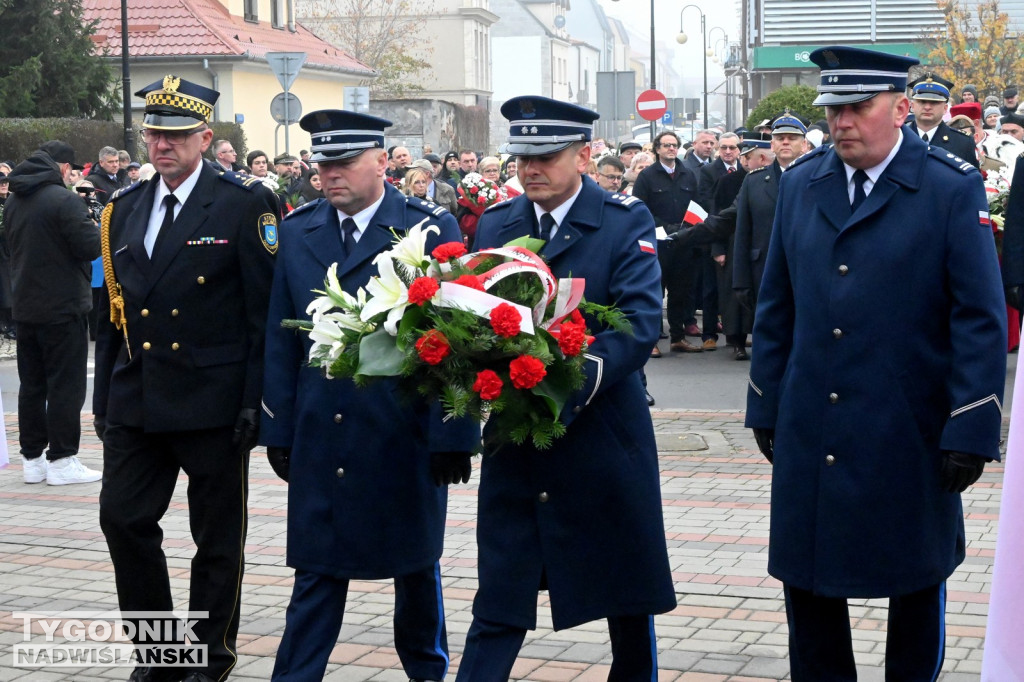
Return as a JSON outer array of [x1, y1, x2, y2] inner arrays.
[[0, 409, 1005, 681]]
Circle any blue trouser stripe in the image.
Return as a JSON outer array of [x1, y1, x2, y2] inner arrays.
[[433, 561, 450, 677], [929, 582, 947, 682]]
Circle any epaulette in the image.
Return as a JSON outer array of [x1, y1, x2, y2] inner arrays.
[[482, 200, 514, 215], [407, 195, 450, 218], [746, 165, 769, 175], [284, 200, 320, 220], [607, 192, 643, 209], [109, 180, 145, 202], [787, 144, 828, 170], [929, 147, 980, 175], [218, 170, 264, 191]]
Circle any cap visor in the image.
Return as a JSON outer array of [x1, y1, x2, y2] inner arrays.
[[504, 141, 575, 156], [771, 126, 806, 136], [912, 94, 949, 102], [813, 92, 880, 106], [142, 113, 206, 131], [310, 148, 370, 163]]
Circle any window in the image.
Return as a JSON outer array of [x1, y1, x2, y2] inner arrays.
[[244, 0, 258, 23], [271, 0, 283, 28]]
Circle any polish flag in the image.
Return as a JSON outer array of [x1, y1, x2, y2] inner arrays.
[[982, 357, 1024, 680], [638, 239, 656, 254], [684, 201, 708, 226], [980, 210, 991, 228]]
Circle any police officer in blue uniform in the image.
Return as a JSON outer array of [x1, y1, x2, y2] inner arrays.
[[454, 96, 676, 681], [908, 73, 980, 168], [93, 76, 280, 682], [259, 110, 478, 681], [747, 47, 1006, 680]]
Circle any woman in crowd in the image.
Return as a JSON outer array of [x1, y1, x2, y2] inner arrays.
[[295, 170, 323, 207], [478, 156, 520, 201], [402, 166, 433, 202], [621, 152, 654, 195]]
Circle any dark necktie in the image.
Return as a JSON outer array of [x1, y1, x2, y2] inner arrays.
[[727, 166, 736, 173], [151, 194, 178, 259], [341, 217, 358, 257], [540, 213, 556, 240], [851, 169, 868, 212]]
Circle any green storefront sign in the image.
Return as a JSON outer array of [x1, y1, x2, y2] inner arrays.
[[752, 43, 931, 70]]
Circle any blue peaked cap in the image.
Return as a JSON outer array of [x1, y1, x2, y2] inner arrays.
[[909, 73, 953, 102], [771, 112, 807, 135], [500, 96, 599, 156], [299, 109, 393, 162], [810, 45, 919, 106]]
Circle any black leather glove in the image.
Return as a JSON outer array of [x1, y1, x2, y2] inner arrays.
[[940, 450, 987, 493], [94, 415, 106, 443], [1006, 285, 1023, 312], [430, 451, 472, 486], [753, 428, 775, 464], [266, 446, 291, 482], [231, 408, 259, 455], [735, 288, 755, 311]]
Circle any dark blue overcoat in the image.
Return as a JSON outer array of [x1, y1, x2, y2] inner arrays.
[[470, 177, 677, 631], [746, 131, 1007, 598], [260, 185, 479, 580]]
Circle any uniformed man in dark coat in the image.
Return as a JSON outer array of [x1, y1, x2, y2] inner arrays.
[[93, 76, 279, 682], [1002, 152, 1024, 311], [259, 110, 478, 681], [455, 96, 676, 681], [732, 113, 806, 317], [747, 46, 1006, 680], [908, 73, 980, 168]]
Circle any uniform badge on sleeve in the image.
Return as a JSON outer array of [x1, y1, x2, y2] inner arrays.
[[259, 213, 279, 254]]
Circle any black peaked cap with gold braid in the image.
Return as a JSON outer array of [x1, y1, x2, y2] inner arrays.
[[135, 75, 218, 131]]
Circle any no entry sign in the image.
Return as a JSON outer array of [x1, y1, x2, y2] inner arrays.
[[636, 89, 668, 122]]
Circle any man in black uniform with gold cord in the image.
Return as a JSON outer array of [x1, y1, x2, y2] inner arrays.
[[907, 73, 979, 168], [93, 76, 278, 682]]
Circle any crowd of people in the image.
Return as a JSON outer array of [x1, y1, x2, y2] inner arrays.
[[0, 50, 1020, 681]]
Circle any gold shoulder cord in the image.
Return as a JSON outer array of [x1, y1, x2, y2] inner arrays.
[[100, 202, 131, 359]]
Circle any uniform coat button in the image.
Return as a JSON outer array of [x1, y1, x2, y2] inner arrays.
[[825, 454, 836, 466], [171, 309, 179, 317], [333, 414, 343, 423], [197, 276, 206, 284], [538, 492, 549, 503], [833, 328, 843, 339], [838, 264, 849, 275], [829, 392, 839, 404], [141, 309, 149, 317], [171, 343, 180, 351], [572, 406, 582, 415], [142, 342, 151, 350], [336, 468, 345, 478]]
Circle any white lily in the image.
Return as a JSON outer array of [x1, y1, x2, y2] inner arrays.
[[307, 263, 362, 319], [390, 218, 440, 272], [308, 317, 349, 372], [360, 253, 410, 335], [323, 309, 372, 333]]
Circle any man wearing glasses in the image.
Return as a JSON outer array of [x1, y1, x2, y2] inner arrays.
[[633, 130, 704, 353], [93, 75, 279, 682], [595, 156, 625, 193]]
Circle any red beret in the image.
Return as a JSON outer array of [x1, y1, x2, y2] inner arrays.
[[950, 102, 982, 121]]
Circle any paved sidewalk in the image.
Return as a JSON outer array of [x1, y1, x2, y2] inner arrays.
[[0, 410, 1004, 681]]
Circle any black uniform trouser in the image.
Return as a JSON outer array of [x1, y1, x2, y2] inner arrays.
[[16, 315, 88, 459], [784, 582, 946, 682], [99, 424, 248, 680], [660, 242, 700, 341], [456, 614, 657, 681]]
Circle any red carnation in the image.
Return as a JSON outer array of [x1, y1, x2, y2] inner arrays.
[[570, 309, 585, 326], [432, 242, 467, 261], [489, 303, 522, 338], [477, 195, 487, 205], [556, 321, 587, 357], [469, 186, 479, 194], [472, 369, 503, 400], [454, 274, 485, 291], [415, 329, 450, 365], [407, 277, 440, 306], [509, 354, 546, 389]]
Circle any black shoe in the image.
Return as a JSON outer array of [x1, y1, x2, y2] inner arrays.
[[645, 390, 656, 406], [128, 668, 179, 682], [179, 673, 216, 682], [734, 347, 749, 361]]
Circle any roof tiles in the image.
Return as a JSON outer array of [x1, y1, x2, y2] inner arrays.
[[82, 0, 374, 75]]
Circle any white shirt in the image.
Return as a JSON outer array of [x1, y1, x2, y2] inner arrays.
[[843, 130, 904, 203], [336, 185, 386, 242], [144, 160, 204, 256], [533, 181, 584, 240]]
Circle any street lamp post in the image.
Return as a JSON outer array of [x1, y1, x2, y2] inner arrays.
[[676, 5, 708, 129]]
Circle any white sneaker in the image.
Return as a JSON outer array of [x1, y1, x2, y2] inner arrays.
[[23, 456, 47, 484], [46, 456, 102, 485]]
